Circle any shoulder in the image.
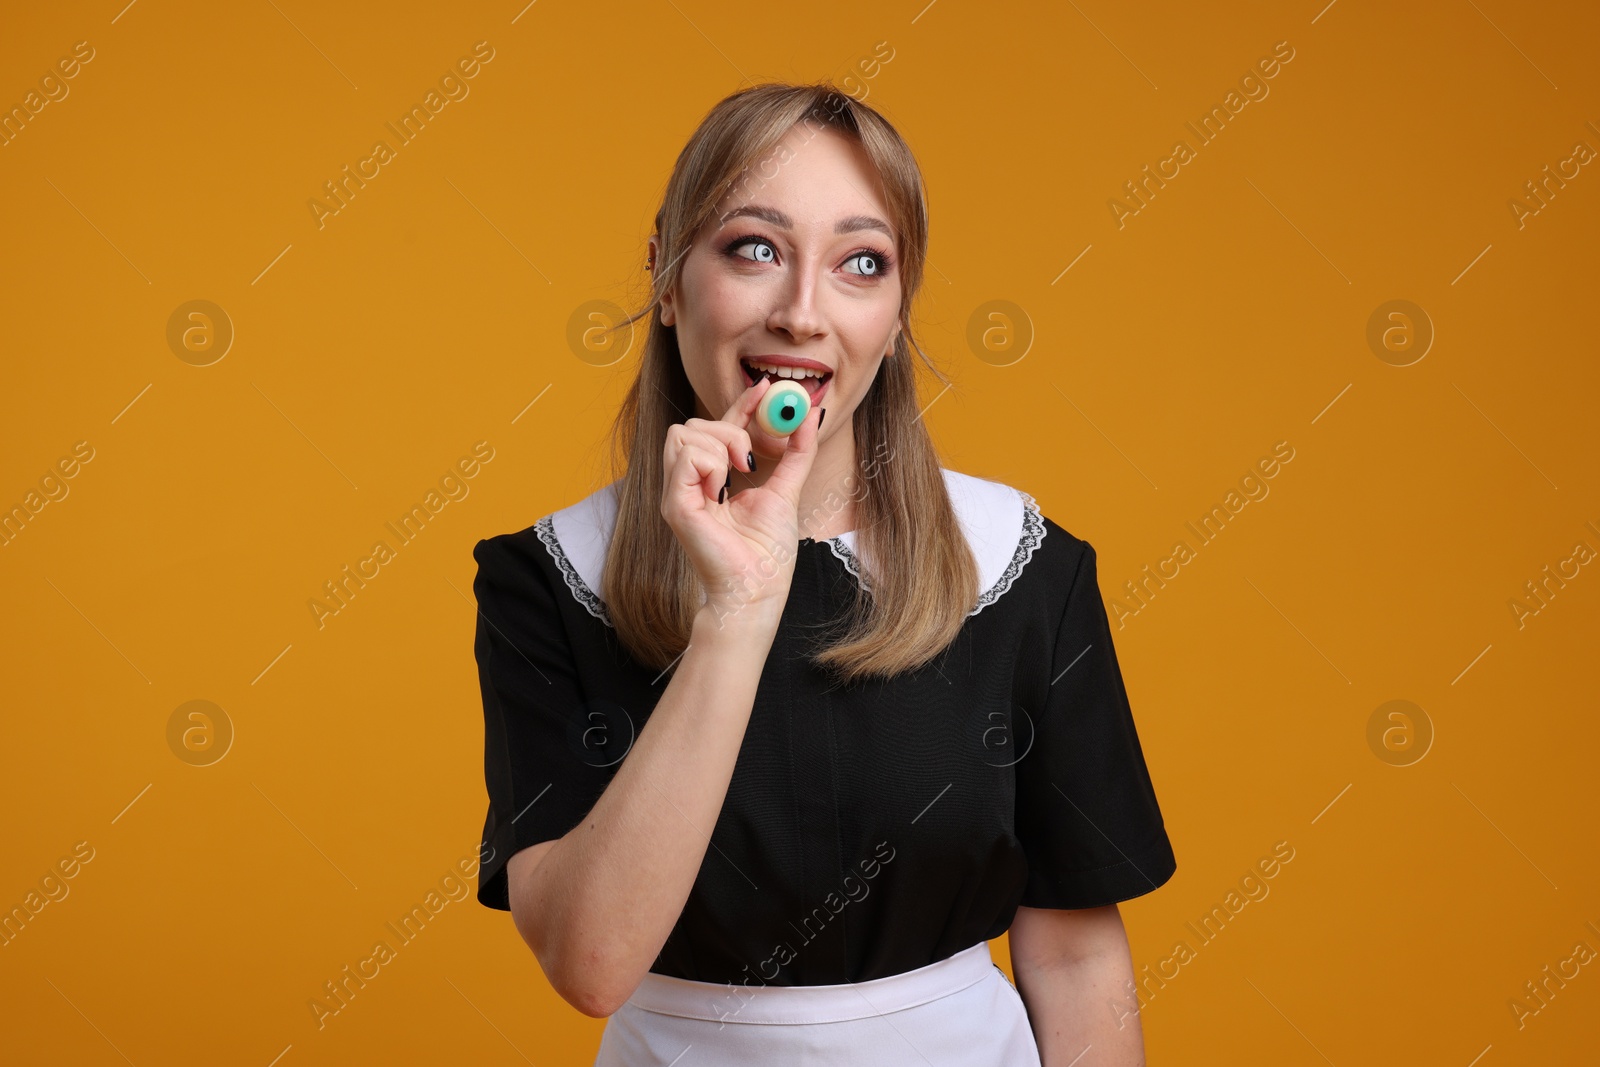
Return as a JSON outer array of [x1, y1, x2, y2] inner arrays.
[[939, 467, 1093, 614], [472, 478, 622, 626]]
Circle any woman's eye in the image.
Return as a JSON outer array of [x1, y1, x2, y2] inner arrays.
[[733, 238, 777, 263], [843, 252, 886, 276]]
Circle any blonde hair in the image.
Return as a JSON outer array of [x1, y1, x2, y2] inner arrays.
[[602, 81, 978, 683]]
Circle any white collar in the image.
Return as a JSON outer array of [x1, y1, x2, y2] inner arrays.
[[535, 467, 1046, 628]]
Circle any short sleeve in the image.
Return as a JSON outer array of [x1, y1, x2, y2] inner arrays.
[[1015, 539, 1177, 909], [471, 534, 614, 911]]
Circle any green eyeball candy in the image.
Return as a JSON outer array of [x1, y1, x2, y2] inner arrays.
[[755, 380, 811, 437]]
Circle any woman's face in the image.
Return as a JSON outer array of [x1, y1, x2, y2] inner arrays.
[[658, 123, 904, 457]]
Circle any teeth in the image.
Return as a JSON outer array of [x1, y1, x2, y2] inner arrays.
[[744, 359, 827, 380]]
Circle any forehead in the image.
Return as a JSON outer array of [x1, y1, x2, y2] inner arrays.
[[711, 123, 893, 236]]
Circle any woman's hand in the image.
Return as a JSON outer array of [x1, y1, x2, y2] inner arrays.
[[660, 376, 823, 622]]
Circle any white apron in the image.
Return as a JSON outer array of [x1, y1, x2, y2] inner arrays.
[[593, 940, 1043, 1065]]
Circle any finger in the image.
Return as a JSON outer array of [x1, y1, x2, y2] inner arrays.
[[664, 441, 727, 518], [756, 400, 824, 512], [662, 430, 726, 510], [719, 376, 775, 443], [681, 419, 755, 475]]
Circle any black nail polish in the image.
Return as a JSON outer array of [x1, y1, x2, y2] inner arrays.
[[718, 484, 727, 504], [817, 407, 826, 430], [747, 451, 757, 472]]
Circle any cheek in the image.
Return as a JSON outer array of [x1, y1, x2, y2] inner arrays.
[[704, 275, 769, 330], [839, 297, 901, 352], [680, 270, 752, 340]]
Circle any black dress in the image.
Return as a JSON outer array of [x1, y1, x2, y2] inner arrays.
[[470, 467, 1177, 986]]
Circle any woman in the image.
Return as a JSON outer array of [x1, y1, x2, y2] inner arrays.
[[470, 82, 1177, 1065]]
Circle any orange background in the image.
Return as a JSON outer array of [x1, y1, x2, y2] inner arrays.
[[3, 0, 1598, 1063]]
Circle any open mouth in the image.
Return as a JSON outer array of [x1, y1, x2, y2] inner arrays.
[[740, 358, 832, 401]]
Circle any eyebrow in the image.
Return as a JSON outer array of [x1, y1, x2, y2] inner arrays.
[[718, 204, 894, 241]]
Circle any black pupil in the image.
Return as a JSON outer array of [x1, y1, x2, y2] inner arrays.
[[781, 404, 795, 419]]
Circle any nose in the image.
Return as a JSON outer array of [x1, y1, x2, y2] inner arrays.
[[766, 268, 826, 344]]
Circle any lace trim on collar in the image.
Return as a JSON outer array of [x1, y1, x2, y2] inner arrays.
[[536, 513, 614, 628], [826, 490, 1045, 616], [974, 490, 1045, 615], [826, 538, 864, 585]]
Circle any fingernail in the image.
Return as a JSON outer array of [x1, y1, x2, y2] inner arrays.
[[718, 484, 727, 504], [747, 450, 757, 472], [817, 407, 827, 430]]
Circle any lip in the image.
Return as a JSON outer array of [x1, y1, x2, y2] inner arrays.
[[741, 355, 833, 406], [745, 354, 833, 372]]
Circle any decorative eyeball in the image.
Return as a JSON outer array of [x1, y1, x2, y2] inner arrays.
[[755, 380, 812, 437]]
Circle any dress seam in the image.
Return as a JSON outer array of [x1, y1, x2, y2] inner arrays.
[[1040, 827, 1171, 875], [827, 689, 848, 976]]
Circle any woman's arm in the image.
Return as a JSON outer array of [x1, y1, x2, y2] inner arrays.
[[1010, 903, 1147, 1066], [500, 378, 818, 1018], [505, 601, 782, 1018]]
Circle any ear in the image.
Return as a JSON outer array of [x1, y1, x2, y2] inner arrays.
[[885, 317, 903, 358], [650, 235, 677, 326]]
